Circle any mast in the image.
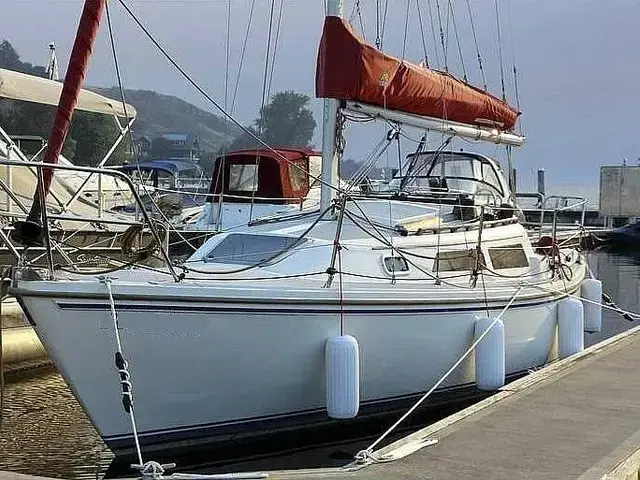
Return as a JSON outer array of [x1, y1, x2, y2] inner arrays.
[[13, 0, 107, 245], [46, 42, 60, 81], [319, 0, 344, 212]]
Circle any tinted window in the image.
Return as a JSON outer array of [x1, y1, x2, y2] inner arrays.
[[229, 164, 258, 192], [488, 244, 529, 269], [206, 234, 304, 265], [434, 249, 484, 272], [383, 256, 409, 274]]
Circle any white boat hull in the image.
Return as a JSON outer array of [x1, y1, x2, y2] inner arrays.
[[17, 285, 568, 453]]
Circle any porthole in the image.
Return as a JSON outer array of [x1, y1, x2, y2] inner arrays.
[[382, 256, 410, 276]]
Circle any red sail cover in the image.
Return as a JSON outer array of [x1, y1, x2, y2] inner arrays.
[[316, 17, 520, 130]]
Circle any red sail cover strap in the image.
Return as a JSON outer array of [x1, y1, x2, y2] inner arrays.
[[316, 17, 520, 131], [41, 0, 107, 194]]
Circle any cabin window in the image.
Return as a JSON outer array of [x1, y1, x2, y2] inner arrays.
[[434, 249, 484, 272], [289, 163, 308, 192], [382, 256, 410, 275], [488, 244, 529, 269], [228, 164, 258, 192], [205, 233, 305, 265]]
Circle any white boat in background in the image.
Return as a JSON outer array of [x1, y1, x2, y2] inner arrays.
[[0, 68, 136, 211], [7, 0, 601, 462]]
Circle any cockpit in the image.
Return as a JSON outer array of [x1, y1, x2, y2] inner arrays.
[[385, 151, 510, 206]]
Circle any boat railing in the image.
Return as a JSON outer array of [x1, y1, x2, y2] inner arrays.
[[0, 158, 181, 279], [148, 185, 309, 204], [516, 192, 588, 241]]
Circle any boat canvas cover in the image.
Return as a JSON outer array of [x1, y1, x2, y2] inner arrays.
[[208, 149, 315, 204], [0, 68, 136, 118], [316, 17, 519, 130]]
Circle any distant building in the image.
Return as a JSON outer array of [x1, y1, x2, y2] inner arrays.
[[136, 136, 151, 157], [159, 132, 200, 160]]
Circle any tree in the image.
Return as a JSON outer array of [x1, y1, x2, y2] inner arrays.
[[224, 91, 316, 152], [0, 40, 47, 77], [255, 91, 316, 148]]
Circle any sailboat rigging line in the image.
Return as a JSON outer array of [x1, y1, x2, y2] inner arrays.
[[415, 0, 430, 66], [106, 1, 197, 261], [380, 0, 390, 49], [426, 0, 442, 68], [323, 196, 348, 289], [266, 0, 284, 100], [447, 0, 468, 82], [341, 270, 470, 282], [523, 283, 640, 321], [346, 134, 393, 191], [505, 0, 522, 130], [116, 0, 342, 198], [259, 0, 277, 130], [434, 0, 448, 71], [249, 0, 277, 224], [478, 211, 492, 316], [345, 207, 479, 265], [395, 127, 402, 177], [398, 135, 453, 192], [338, 243, 345, 335], [342, 204, 472, 290], [494, 0, 507, 101], [375, 0, 381, 48], [213, 0, 231, 232], [353, 0, 366, 40], [465, 0, 487, 90], [35, 165, 55, 279], [355, 285, 525, 464], [401, 0, 411, 60], [231, 0, 257, 114], [434, 201, 442, 282]]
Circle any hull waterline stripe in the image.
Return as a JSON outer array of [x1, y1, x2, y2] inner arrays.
[[54, 296, 569, 314]]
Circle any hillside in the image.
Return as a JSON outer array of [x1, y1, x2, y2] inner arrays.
[[93, 88, 241, 152]]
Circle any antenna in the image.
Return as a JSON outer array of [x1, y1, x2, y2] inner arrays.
[[45, 42, 60, 81]]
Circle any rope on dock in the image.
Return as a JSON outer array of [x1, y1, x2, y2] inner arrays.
[[354, 286, 524, 465]]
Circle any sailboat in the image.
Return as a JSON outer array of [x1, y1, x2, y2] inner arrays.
[[8, 0, 599, 459]]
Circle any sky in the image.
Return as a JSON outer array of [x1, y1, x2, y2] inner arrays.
[[3, 0, 640, 205]]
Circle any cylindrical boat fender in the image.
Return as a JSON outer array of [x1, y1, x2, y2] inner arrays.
[[557, 297, 584, 358], [581, 278, 602, 333], [528, 256, 543, 276], [325, 335, 359, 419], [474, 317, 505, 391]]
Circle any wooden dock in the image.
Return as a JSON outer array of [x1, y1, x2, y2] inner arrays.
[[3, 324, 640, 479]]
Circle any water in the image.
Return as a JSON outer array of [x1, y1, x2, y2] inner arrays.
[[0, 250, 639, 479]]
